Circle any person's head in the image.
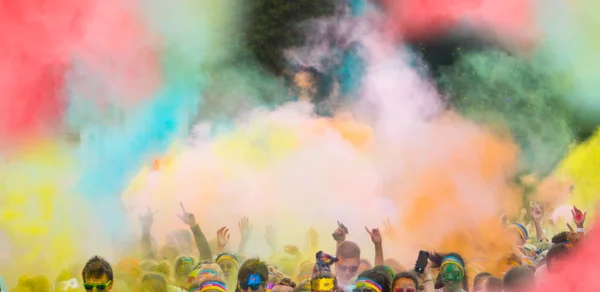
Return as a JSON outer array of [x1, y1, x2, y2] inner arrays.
[[173, 256, 196, 287], [190, 275, 227, 292], [139, 273, 167, 292], [551, 231, 568, 244], [546, 243, 570, 273], [439, 254, 467, 292], [191, 263, 225, 285], [473, 272, 493, 292], [335, 241, 361, 286], [152, 260, 171, 279], [311, 271, 337, 292], [502, 266, 534, 292], [82, 256, 114, 292], [391, 272, 419, 292], [354, 269, 391, 292], [508, 223, 528, 246], [55, 270, 84, 292], [358, 259, 372, 274], [483, 276, 502, 292], [238, 259, 269, 292], [216, 253, 240, 281]]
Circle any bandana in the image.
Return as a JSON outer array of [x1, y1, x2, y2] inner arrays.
[[313, 251, 339, 276], [190, 281, 227, 292], [509, 223, 529, 241], [311, 278, 335, 291], [355, 278, 382, 292], [441, 256, 465, 278]]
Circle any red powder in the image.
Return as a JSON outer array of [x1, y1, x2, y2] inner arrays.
[[380, 0, 535, 43], [0, 0, 90, 147], [541, 221, 600, 291], [0, 1, 160, 148]]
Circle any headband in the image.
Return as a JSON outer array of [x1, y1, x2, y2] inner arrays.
[[195, 281, 227, 292], [216, 254, 239, 268], [521, 257, 535, 267], [509, 223, 528, 241], [355, 278, 382, 292], [440, 256, 465, 276]]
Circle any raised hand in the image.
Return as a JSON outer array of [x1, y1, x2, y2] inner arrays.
[[177, 202, 197, 227], [139, 208, 156, 232], [332, 221, 348, 243], [238, 217, 252, 242], [530, 202, 543, 223], [217, 227, 231, 250], [572, 206, 587, 228], [365, 227, 382, 245]]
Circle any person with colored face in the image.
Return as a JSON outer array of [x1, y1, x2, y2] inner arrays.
[[391, 272, 419, 292], [438, 255, 466, 292], [238, 259, 269, 292], [216, 253, 240, 290], [82, 256, 114, 292]]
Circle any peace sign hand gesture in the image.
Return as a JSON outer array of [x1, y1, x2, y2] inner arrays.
[[177, 202, 197, 227]]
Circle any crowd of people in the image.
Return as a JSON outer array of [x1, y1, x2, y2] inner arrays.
[[3, 201, 590, 292]]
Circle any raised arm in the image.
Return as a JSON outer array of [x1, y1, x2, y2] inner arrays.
[[177, 202, 212, 261]]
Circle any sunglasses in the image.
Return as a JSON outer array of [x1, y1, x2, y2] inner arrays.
[[83, 280, 111, 291], [240, 282, 264, 291], [337, 264, 359, 273], [394, 289, 416, 292]]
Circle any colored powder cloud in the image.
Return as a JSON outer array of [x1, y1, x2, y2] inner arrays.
[[553, 129, 600, 219], [121, 17, 522, 272], [437, 50, 576, 175], [541, 218, 600, 291], [0, 140, 113, 282], [0, 1, 89, 147], [536, 0, 600, 126], [380, 0, 535, 44]]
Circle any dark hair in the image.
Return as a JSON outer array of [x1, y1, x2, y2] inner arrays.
[[392, 272, 419, 290], [431, 253, 468, 291], [485, 277, 503, 291], [238, 259, 269, 288], [473, 272, 493, 291], [140, 273, 167, 292], [82, 256, 113, 282], [373, 266, 394, 283], [336, 241, 361, 260], [503, 266, 534, 291], [546, 243, 569, 271], [356, 269, 391, 292], [551, 231, 568, 244]]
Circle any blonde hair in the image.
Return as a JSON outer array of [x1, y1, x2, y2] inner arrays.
[[196, 263, 225, 280]]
